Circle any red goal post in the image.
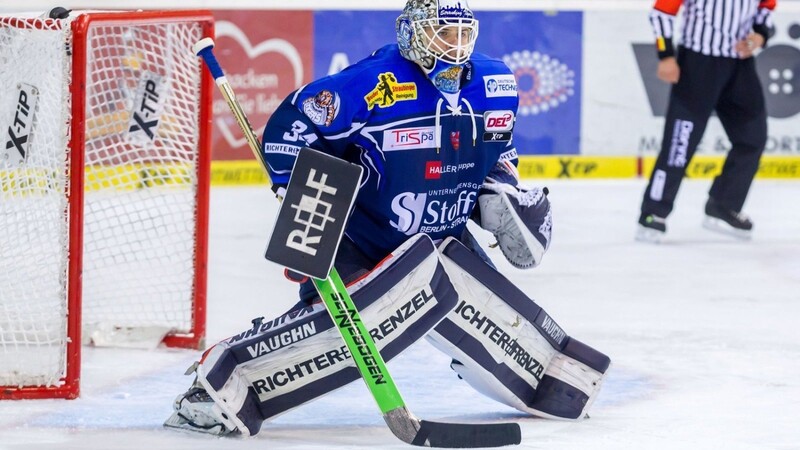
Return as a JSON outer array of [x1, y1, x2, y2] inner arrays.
[[0, 9, 215, 399]]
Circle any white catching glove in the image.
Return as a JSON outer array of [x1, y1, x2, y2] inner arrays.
[[476, 177, 552, 269]]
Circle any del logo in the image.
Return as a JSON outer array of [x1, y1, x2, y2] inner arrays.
[[484, 110, 514, 132], [365, 72, 417, 109], [425, 161, 442, 179]]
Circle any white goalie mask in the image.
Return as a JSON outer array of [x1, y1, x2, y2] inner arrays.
[[396, 0, 479, 71]]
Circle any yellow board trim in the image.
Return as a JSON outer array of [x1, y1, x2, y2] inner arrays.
[[206, 156, 800, 185], [4, 156, 797, 195], [1, 162, 194, 195]]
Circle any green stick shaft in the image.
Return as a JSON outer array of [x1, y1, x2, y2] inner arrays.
[[313, 268, 406, 414]]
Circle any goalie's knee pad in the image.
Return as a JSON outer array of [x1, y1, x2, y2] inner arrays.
[[427, 237, 610, 420], [190, 234, 458, 436]]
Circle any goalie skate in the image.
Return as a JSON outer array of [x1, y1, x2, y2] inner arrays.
[[164, 381, 239, 436]]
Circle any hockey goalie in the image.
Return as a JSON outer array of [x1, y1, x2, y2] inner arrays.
[[166, 0, 610, 437]]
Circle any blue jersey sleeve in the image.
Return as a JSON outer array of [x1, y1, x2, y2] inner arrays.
[[261, 66, 374, 189]]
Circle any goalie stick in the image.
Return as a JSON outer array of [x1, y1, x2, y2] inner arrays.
[[193, 37, 522, 448]]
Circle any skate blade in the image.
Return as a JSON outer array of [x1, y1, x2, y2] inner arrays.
[[635, 225, 664, 243], [702, 217, 752, 240], [163, 411, 232, 436]]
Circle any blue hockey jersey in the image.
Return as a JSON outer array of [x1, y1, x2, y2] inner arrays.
[[262, 44, 520, 261]]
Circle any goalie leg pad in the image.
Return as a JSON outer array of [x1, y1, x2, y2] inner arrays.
[[192, 234, 458, 436], [530, 337, 609, 419], [427, 237, 610, 420]]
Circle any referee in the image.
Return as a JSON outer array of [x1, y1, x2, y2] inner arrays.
[[637, 0, 776, 242]]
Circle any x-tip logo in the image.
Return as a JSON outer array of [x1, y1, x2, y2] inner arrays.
[[2, 83, 38, 167], [127, 72, 165, 145]]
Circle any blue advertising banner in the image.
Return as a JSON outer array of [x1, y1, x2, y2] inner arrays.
[[313, 10, 583, 155], [475, 11, 582, 155], [313, 11, 398, 78]]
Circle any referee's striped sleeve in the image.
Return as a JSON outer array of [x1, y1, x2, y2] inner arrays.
[[650, 0, 683, 59], [754, 0, 776, 46]]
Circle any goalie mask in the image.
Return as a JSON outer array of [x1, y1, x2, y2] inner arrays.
[[396, 0, 479, 92]]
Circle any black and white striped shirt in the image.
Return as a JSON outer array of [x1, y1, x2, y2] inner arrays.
[[649, 0, 776, 59]]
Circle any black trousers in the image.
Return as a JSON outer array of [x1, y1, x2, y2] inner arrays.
[[641, 48, 767, 217]]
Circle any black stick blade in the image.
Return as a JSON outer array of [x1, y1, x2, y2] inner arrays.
[[414, 420, 521, 448], [384, 408, 521, 448]]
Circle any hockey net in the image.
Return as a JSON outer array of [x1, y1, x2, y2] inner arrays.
[[0, 10, 214, 399]]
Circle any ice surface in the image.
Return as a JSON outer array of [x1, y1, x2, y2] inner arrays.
[[1, 179, 798, 450]]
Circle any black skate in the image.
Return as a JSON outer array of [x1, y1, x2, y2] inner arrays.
[[636, 213, 666, 243], [702, 198, 753, 240]]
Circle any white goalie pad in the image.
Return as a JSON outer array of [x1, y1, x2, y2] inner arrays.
[[428, 237, 610, 420], [190, 234, 458, 436]]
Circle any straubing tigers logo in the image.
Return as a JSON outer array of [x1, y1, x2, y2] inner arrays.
[[364, 72, 418, 109], [303, 90, 340, 126], [502, 50, 575, 116], [433, 65, 462, 94]]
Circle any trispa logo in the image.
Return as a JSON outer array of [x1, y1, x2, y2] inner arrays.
[[383, 126, 439, 151], [2, 83, 38, 167], [502, 51, 575, 116], [483, 74, 517, 98], [127, 72, 166, 145], [364, 72, 417, 109]]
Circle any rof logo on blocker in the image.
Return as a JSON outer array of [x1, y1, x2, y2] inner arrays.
[[265, 148, 363, 280]]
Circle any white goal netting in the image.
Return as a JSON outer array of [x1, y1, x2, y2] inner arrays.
[[0, 12, 209, 392]]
